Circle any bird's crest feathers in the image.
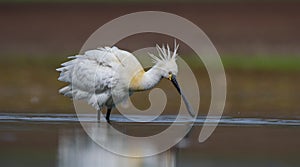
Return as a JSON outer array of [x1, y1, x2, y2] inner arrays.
[[148, 42, 179, 64]]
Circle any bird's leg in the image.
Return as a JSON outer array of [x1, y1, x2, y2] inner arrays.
[[106, 108, 112, 123], [97, 109, 101, 122]]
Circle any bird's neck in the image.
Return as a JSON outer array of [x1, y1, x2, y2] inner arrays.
[[129, 65, 162, 91]]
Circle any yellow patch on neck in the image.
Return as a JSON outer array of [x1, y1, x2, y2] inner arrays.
[[130, 69, 145, 91]]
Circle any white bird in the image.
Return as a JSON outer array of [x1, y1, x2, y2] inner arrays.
[[57, 43, 195, 122]]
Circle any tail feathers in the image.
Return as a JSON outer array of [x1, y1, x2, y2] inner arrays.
[[59, 88, 101, 111], [59, 85, 110, 111], [56, 57, 79, 83], [57, 62, 74, 83], [58, 70, 72, 83], [59, 86, 91, 101], [59, 86, 73, 98]]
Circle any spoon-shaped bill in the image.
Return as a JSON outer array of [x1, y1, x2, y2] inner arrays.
[[170, 75, 196, 117]]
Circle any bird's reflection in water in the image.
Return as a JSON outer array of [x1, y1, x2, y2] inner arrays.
[[58, 122, 176, 167]]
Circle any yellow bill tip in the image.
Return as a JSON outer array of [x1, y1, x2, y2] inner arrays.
[[168, 74, 172, 80]]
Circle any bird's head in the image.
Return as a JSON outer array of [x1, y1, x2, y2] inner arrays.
[[148, 43, 183, 94], [147, 43, 195, 117], [149, 43, 179, 79], [159, 58, 178, 80]]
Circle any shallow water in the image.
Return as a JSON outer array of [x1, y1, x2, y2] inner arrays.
[[1, 113, 300, 126], [1, 114, 300, 167]]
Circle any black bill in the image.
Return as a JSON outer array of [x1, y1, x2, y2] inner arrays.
[[170, 75, 196, 117]]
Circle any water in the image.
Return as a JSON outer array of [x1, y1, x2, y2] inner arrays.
[[1, 114, 300, 167], [1, 113, 300, 126]]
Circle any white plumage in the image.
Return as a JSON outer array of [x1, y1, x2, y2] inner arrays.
[[57, 43, 193, 122]]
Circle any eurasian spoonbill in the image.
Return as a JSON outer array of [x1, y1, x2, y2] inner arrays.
[[57, 43, 195, 122]]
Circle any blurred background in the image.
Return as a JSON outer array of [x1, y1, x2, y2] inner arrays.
[[0, 0, 300, 167], [1, 0, 300, 118]]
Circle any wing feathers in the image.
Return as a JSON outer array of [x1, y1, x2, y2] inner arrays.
[[57, 47, 122, 109]]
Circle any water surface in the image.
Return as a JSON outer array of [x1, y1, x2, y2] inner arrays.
[[1, 114, 300, 167]]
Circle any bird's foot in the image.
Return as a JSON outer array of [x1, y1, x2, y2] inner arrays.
[[105, 116, 111, 124], [97, 110, 101, 123], [106, 108, 112, 124]]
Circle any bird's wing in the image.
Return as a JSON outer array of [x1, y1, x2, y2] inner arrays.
[[57, 46, 143, 109], [57, 47, 126, 99]]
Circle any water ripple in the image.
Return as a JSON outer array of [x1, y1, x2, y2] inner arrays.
[[0, 113, 300, 126]]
